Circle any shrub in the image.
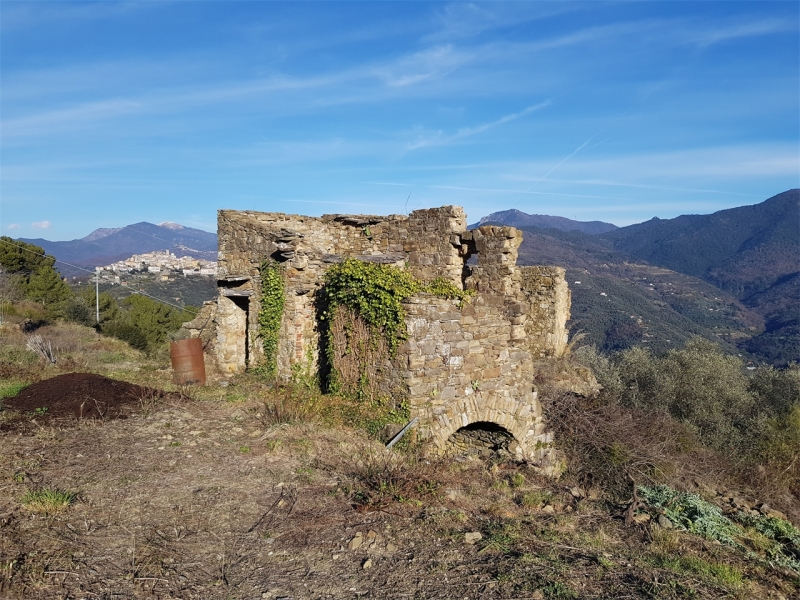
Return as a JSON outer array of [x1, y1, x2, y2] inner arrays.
[[615, 338, 757, 453], [101, 294, 192, 353]]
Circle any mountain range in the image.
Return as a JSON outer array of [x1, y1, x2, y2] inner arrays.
[[499, 189, 799, 365], [16, 190, 798, 364], [471, 209, 618, 235], [21, 222, 217, 276]]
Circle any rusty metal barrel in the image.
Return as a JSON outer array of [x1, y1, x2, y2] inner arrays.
[[170, 338, 206, 385]]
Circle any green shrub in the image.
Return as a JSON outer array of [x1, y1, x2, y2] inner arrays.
[[616, 338, 757, 453], [100, 294, 192, 353], [322, 258, 420, 357]]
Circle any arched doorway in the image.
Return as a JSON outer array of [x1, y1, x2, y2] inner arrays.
[[446, 421, 516, 459]]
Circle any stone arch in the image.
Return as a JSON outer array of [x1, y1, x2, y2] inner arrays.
[[427, 395, 535, 461], [446, 421, 515, 458]]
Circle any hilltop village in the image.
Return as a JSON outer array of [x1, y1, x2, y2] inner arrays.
[[97, 249, 217, 282]]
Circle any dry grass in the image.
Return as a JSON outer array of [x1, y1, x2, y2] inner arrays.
[[0, 321, 798, 599]]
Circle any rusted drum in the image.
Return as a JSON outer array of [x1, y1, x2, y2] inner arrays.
[[170, 338, 206, 385]]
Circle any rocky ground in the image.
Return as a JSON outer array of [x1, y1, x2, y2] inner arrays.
[[0, 325, 798, 599]]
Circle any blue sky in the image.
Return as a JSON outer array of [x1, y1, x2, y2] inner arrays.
[[1, 1, 798, 240]]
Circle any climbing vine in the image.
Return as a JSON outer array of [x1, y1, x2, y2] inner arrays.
[[320, 258, 474, 400], [322, 258, 420, 357], [257, 259, 285, 379], [423, 276, 474, 308]]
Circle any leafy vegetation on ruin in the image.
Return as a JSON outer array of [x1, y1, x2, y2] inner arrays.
[[255, 259, 285, 379], [320, 258, 473, 401]]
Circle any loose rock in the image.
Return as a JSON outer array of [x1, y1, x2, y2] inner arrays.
[[348, 533, 363, 550], [464, 532, 482, 545]]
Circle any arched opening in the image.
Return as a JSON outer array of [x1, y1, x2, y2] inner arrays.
[[446, 421, 515, 459]]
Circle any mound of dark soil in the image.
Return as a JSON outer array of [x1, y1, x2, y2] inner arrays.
[[1, 373, 166, 429]]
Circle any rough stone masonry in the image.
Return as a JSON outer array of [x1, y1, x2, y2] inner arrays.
[[201, 205, 570, 472]]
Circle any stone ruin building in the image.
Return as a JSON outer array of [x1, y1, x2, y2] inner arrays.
[[187, 205, 571, 472]]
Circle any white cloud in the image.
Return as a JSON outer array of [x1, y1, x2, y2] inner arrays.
[[426, 2, 577, 42], [691, 18, 797, 48], [31, 220, 51, 229], [6, 224, 20, 230], [406, 101, 551, 151]]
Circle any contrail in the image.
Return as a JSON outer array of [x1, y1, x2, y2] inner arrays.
[[528, 128, 605, 188], [521, 79, 670, 194]]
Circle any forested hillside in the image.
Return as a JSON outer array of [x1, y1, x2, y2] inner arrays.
[[505, 189, 799, 364], [516, 228, 761, 356]]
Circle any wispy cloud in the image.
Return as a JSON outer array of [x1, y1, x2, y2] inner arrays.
[[426, 2, 577, 42], [431, 184, 630, 202], [540, 178, 764, 197], [406, 101, 551, 151], [691, 18, 797, 48], [2, 99, 143, 139], [374, 44, 474, 87], [500, 144, 800, 191], [6, 224, 20, 230], [31, 220, 51, 229]]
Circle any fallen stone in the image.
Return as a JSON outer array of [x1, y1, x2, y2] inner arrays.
[[464, 532, 482, 544], [766, 508, 788, 521], [632, 513, 651, 524], [541, 504, 555, 514], [732, 497, 750, 510], [657, 514, 673, 529], [348, 533, 363, 550], [569, 486, 585, 499], [362, 559, 373, 570]]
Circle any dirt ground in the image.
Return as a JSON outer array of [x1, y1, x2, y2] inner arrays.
[[1, 372, 797, 599], [1, 393, 512, 600], [1, 373, 169, 430]]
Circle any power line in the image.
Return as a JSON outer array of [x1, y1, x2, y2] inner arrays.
[[0, 237, 199, 315]]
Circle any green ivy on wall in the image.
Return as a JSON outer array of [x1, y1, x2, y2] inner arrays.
[[320, 258, 474, 398], [322, 258, 420, 357], [256, 259, 285, 379]]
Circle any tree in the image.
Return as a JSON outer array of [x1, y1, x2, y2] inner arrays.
[[0, 236, 70, 314], [27, 266, 71, 311], [101, 294, 193, 352], [0, 237, 55, 279]]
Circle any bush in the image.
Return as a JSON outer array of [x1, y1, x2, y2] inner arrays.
[[615, 338, 757, 453], [570, 338, 800, 504], [100, 294, 193, 353]]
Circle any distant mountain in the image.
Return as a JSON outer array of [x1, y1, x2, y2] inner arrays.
[[514, 189, 799, 365], [473, 209, 618, 235], [81, 227, 122, 242], [601, 190, 799, 293], [21, 222, 217, 277], [597, 189, 799, 365]]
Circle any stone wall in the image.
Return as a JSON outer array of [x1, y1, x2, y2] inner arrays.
[[520, 266, 571, 358], [211, 205, 570, 472]]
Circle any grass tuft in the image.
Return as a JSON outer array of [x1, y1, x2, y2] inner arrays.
[[21, 488, 77, 513]]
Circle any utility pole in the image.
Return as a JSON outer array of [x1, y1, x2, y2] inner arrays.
[[95, 267, 100, 324]]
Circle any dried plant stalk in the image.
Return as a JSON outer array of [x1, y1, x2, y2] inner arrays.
[[330, 306, 389, 401], [26, 334, 57, 365]]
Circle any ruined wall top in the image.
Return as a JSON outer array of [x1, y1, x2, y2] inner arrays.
[[217, 205, 522, 290]]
